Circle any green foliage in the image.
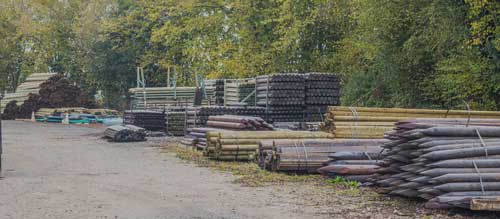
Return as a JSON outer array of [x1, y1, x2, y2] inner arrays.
[[327, 176, 360, 188]]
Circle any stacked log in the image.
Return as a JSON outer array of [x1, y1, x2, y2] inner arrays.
[[185, 106, 266, 130], [369, 118, 500, 210], [318, 149, 385, 182], [206, 131, 334, 161], [166, 111, 187, 136], [207, 115, 274, 130], [1, 73, 57, 109], [182, 127, 229, 150], [321, 106, 500, 139], [256, 74, 306, 122], [224, 79, 256, 105], [259, 139, 386, 174], [304, 73, 341, 122], [205, 79, 225, 106], [129, 87, 216, 110], [104, 125, 146, 142], [2, 101, 18, 120], [123, 110, 166, 131]]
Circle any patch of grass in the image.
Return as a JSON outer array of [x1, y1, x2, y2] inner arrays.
[[160, 144, 322, 187]]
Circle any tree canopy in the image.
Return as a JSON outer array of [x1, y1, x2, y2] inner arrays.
[[1, 0, 499, 110]]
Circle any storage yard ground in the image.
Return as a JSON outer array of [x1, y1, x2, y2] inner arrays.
[[0, 121, 497, 219]]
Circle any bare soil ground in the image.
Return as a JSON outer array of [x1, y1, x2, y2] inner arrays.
[[0, 121, 497, 219]]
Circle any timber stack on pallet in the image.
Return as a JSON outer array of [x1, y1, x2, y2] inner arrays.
[[304, 73, 341, 122], [256, 74, 306, 122], [104, 125, 146, 142], [129, 87, 215, 110], [224, 79, 255, 105], [320, 106, 500, 139], [369, 118, 500, 210], [124, 110, 166, 131], [206, 131, 334, 161], [185, 106, 266, 131], [1, 73, 57, 109], [259, 139, 386, 173]]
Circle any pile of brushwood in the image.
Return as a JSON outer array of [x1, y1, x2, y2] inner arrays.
[[2, 74, 94, 119]]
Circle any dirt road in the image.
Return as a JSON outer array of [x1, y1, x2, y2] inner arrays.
[[0, 121, 323, 219]]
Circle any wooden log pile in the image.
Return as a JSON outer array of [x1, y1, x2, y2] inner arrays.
[[304, 73, 341, 122], [124, 110, 166, 131], [182, 127, 229, 150], [224, 79, 255, 105], [166, 111, 187, 136], [205, 79, 225, 106], [104, 125, 146, 142], [1, 73, 57, 109], [185, 106, 266, 130], [207, 115, 274, 130], [206, 131, 334, 161], [368, 118, 500, 210], [320, 106, 500, 139], [129, 87, 216, 110], [259, 139, 386, 174], [256, 74, 306, 122]]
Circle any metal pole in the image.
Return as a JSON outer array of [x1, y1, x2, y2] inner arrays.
[[0, 92, 4, 173]]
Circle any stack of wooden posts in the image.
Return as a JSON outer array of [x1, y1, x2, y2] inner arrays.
[[304, 73, 341, 122], [206, 131, 334, 161], [259, 139, 385, 174], [166, 109, 187, 136], [224, 79, 255, 105], [256, 74, 306, 122], [104, 125, 146, 142], [124, 110, 166, 131], [185, 106, 266, 131], [205, 79, 225, 106], [321, 106, 500, 139], [1, 73, 57, 109], [129, 87, 215, 110], [207, 115, 274, 130], [369, 118, 500, 210], [182, 127, 227, 150]]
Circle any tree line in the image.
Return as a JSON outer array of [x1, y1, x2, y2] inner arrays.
[[0, 0, 499, 110]]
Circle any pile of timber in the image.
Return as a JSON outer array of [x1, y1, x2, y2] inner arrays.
[[1, 73, 57, 109], [256, 74, 306, 122], [166, 110, 187, 136], [185, 106, 266, 130], [205, 79, 225, 106], [182, 127, 228, 150], [124, 110, 166, 131], [104, 125, 146, 142], [259, 139, 386, 173], [206, 131, 334, 161], [224, 79, 256, 105], [207, 115, 274, 130], [304, 73, 341, 122], [129, 87, 215, 110], [320, 107, 500, 139], [369, 118, 500, 210]]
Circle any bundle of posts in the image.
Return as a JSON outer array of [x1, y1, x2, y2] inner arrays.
[[124, 110, 166, 131], [1, 73, 57, 109], [206, 131, 334, 161], [369, 118, 500, 210], [129, 87, 215, 110], [256, 74, 306, 122], [185, 106, 266, 131], [320, 106, 500, 139], [205, 79, 225, 106], [182, 127, 228, 150], [166, 110, 187, 136], [259, 139, 386, 173], [104, 125, 146, 142], [304, 73, 341, 122], [207, 115, 274, 130], [224, 79, 256, 105]]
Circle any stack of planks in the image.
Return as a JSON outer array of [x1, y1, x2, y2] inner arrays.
[[129, 87, 215, 110], [206, 131, 334, 161], [124, 110, 166, 131], [259, 139, 385, 174], [321, 106, 500, 139], [256, 74, 306, 122], [369, 118, 500, 210], [207, 115, 274, 130], [304, 73, 341, 122], [104, 125, 146, 142]]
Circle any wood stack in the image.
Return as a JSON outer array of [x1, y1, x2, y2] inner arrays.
[[321, 106, 500, 139], [129, 87, 215, 110], [166, 110, 187, 136], [206, 131, 334, 161], [259, 139, 386, 174], [1, 73, 57, 109], [205, 79, 225, 106], [256, 74, 306, 122], [207, 115, 274, 130], [124, 110, 166, 131], [182, 127, 228, 150], [369, 118, 500, 210], [304, 73, 341, 122], [185, 106, 266, 131], [104, 125, 146, 142], [224, 79, 256, 105]]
